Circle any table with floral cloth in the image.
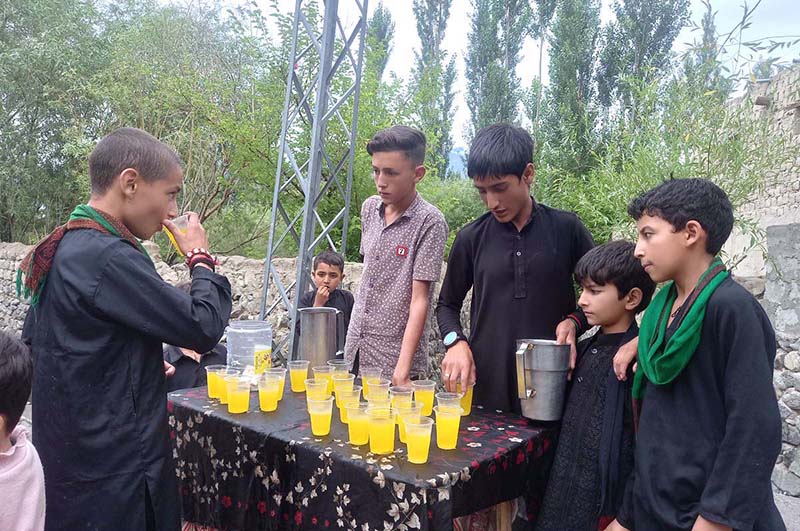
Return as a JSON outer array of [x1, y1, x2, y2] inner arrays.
[[168, 386, 558, 531]]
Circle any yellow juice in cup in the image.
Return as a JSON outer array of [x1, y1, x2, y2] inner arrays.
[[368, 409, 395, 455], [405, 417, 434, 464], [290, 368, 307, 392], [398, 412, 419, 443], [207, 371, 224, 399], [163, 214, 189, 257], [259, 386, 279, 411], [406, 430, 431, 463], [415, 389, 434, 416], [307, 396, 334, 436], [310, 411, 332, 436], [227, 382, 250, 414], [434, 406, 463, 449], [348, 414, 370, 445], [457, 383, 474, 416]]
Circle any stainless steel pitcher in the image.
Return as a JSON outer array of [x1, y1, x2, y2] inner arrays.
[[515, 339, 571, 421], [296, 307, 344, 367]]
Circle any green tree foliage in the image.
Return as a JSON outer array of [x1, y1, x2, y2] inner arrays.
[[540, 0, 601, 178], [366, 2, 394, 80], [597, 0, 690, 109], [412, 0, 455, 180], [465, 0, 530, 138], [0, 0, 105, 242]]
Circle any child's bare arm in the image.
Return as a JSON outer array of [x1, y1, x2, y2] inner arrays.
[[613, 336, 639, 381]]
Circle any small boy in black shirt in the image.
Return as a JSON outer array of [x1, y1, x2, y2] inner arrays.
[[297, 250, 355, 352], [537, 241, 655, 531]]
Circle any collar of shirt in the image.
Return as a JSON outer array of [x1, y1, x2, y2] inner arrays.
[[376, 192, 423, 223]]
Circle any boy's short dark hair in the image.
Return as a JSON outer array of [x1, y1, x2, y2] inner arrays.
[[366, 126, 426, 165], [0, 332, 33, 435], [575, 240, 656, 314], [468, 123, 534, 181], [627, 178, 734, 255], [313, 250, 345, 274], [89, 127, 183, 194]]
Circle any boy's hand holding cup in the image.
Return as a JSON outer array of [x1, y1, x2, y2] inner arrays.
[[162, 212, 209, 257]]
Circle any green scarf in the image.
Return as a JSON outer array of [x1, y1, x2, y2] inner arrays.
[[69, 204, 152, 259], [16, 204, 152, 306], [632, 257, 729, 399]]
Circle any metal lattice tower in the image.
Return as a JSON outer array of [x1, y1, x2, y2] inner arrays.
[[259, 0, 368, 362]]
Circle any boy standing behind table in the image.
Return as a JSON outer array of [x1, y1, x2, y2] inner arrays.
[[344, 126, 448, 385]]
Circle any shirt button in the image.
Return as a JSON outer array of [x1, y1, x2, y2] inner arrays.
[[591, 348, 598, 354], [516, 251, 522, 257], [577, 377, 583, 383]]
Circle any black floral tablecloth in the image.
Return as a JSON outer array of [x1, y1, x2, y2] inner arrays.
[[168, 386, 557, 531]]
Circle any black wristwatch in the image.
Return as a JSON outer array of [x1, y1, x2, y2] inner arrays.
[[443, 331, 466, 348]]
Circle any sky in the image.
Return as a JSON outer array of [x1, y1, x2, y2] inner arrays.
[[253, 0, 799, 147]]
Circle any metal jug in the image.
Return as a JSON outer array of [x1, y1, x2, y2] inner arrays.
[[296, 307, 345, 366], [515, 339, 571, 421]]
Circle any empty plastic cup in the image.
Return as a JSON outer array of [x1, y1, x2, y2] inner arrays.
[[305, 378, 330, 401], [338, 386, 361, 424], [205, 365, 227, 399], [434, 406, 463, 449], [307, 396, 335, 436], [367, 378, 391, 402], [226, 375, 251, 414], [332, 373, 356, 407], [258, 373, 282, 412], [395, 401, 423, 443], [347, 403, 370, 445], [264, 367, 287, 400], [360, 367, 382, 399], [367, 407, 395, 455], [412, 380, 436, 416], [327, 359, 350, 376], [436, 392, 462, 409], [313, 366, 335, 394], [405, 417, 435, 464], [389, 386, 413, 408], [288, 360, 310, 392], [456, 382, 475, 416]]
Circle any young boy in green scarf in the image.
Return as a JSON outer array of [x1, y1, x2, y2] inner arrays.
[[605, 179, 784, 531], [20, 127, 232, 531]]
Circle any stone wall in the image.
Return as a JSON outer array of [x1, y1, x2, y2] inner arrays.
[[765, 224, 800, 495], [0, 241, 456, 379], [724, 64, 800, 276]]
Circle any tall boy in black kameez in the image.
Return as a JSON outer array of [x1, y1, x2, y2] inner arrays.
[[606, 179, 784, 531], [536, 241, 655, 531]]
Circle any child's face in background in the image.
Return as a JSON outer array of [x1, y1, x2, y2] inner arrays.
[[312, 262, 344, 291], [578, 279, 629, 328], [634, 214, 687, 283]]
